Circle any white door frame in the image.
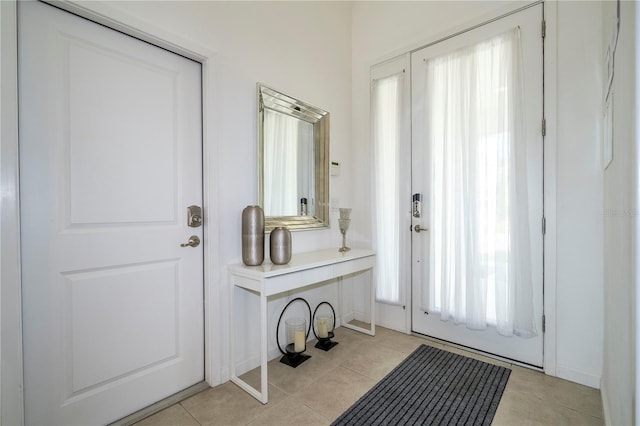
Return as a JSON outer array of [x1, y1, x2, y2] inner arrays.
[[542, 0, 558, 379], [1, 1, 221, 423]]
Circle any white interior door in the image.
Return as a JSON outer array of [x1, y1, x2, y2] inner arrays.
[[19, 2, 204, 424], [410, 4, 544, 366]]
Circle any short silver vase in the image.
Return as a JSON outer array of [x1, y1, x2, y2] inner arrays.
[[338, 208, 352, 252]]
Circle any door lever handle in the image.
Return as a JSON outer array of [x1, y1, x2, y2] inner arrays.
[[414, 224, 428, 233], [180, 235, 200, 247]]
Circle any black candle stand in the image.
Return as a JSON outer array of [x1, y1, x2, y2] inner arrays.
[[276, 297, 312, 368], [312, 301, 339, 351]]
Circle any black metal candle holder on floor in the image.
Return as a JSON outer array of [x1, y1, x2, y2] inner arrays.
[[312, 301, 338, 351], [276, 297, 312, 368]]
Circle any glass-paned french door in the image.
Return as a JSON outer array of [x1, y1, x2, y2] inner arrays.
[[411, 4, 544, 366], [371, 3, 543, 366]]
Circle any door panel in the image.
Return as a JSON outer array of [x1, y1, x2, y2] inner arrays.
[[19, 2, 204, 424], [410, 4, 544, 366], [68, 40, 179, 225], [67, 261, 179, 393]]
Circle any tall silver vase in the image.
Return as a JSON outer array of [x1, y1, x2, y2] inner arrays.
[[242, 205, 264, 266], [270, 227, 291, 265]]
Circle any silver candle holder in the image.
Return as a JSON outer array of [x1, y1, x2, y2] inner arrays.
[[338, 208, 351, 252]]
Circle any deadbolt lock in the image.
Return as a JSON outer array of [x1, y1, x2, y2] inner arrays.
[[187, 205, 202, 227], [412, 193, 422, 218]]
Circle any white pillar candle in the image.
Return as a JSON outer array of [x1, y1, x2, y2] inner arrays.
[[318, 319, 329, 338], [294, 329, 305, 352]]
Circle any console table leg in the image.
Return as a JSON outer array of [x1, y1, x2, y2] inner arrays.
[[259, 293, 269, 404], [370, 267, 376, 335], [230, 283, 236, 379]]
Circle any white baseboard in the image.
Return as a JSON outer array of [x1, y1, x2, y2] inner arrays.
[[340, 312, 354, 324], [556, 364, 601, 389], [375, 318, 407, 333], [233, 354, 260, 377]]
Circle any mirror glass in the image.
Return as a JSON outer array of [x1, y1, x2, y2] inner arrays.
[[258, 84, 329, 231]]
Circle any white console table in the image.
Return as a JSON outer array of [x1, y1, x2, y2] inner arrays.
[[228, 248, 376, 404]]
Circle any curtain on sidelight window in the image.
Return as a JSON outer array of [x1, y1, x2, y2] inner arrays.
[[424, 28, 536, 337], [372, 73, 406, 305]]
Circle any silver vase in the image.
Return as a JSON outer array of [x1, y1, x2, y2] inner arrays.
[[270, 227, 291, 265], [242, 205, 264, 266]]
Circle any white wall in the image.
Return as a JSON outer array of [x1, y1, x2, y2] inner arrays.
[[351, 0, 604, 388], [554, 1, 604, 388], [601, 1, 637, 424]]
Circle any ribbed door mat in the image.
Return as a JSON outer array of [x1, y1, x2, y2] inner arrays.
[[332, 344, 510, 426]]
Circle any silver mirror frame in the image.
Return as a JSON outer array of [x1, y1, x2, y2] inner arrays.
[[258, 84, 330, 232]]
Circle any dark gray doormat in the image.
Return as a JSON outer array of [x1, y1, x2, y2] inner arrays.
[[332, 344, 510, 426]]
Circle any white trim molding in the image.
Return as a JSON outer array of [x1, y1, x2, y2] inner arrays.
[[1, 1, 24, 424], [542, 0, 558, 379], [556, 364, 602, 389]]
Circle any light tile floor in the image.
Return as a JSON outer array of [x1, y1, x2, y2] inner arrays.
[[136, 325, 604, 425]]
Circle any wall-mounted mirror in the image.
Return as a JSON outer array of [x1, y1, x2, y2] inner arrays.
[[258, 84, 330, 231]]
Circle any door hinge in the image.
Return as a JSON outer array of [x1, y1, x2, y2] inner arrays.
[[542, 315, 546, 333], [542, 217, 546, 235], [542, 118, 546, 137], [542, 20, 546, 39]]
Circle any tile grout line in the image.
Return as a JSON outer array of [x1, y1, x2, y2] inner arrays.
[[178, 401, 203, 426]]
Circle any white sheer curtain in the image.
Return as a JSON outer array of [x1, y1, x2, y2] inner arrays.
[[372, 72, 406, 305], [425, 28, 536, 337], [264, 109, 299, 216], [297, 120, 314, 214]]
